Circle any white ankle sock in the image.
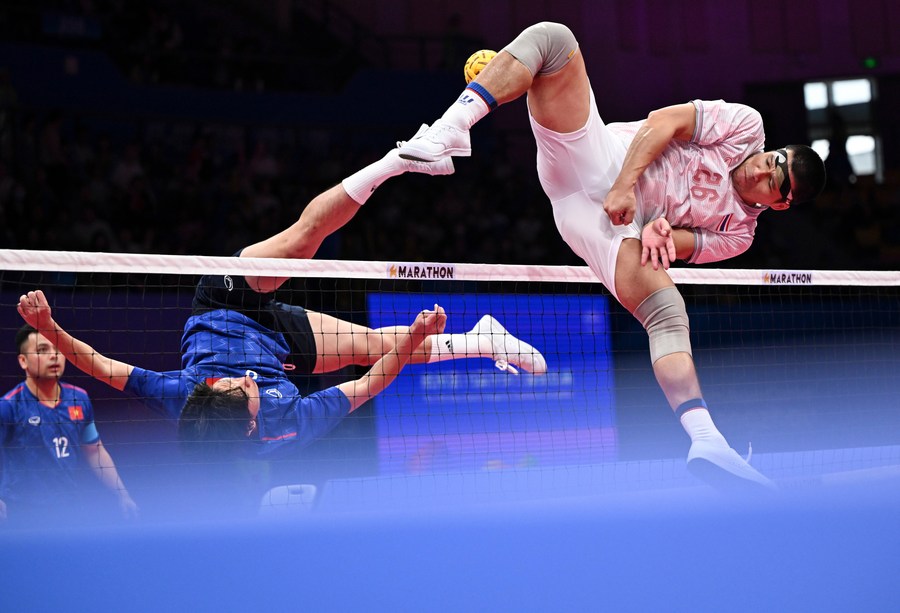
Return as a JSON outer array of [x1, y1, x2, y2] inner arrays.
[[341, 151, 405, 205], [429, 333, 493, 363], [680, 408, 728, 445], [440, 90, 491, 131]]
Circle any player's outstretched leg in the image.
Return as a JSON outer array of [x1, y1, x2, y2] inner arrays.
[[308, 311, 547, 376], [398, 22, 580, 162], [241, 126, 454, 292], [616, 239, 775, 492]]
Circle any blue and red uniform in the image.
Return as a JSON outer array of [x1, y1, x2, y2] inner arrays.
[[125, 272, 351, 457], [0, 382, 99, 508]]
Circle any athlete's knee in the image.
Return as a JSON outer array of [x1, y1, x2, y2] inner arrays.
[[503, 22, 579, 77], [634, 286, 692, 363], [358, 328, 397, 364], [372, 329, 395, 350]]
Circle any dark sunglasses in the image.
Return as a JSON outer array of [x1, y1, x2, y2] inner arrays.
[[774, 148, 793, 204]]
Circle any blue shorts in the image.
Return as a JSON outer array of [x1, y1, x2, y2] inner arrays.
[[192, 252, 317, 374]]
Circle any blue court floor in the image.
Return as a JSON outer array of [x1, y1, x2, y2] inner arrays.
[[2, 447, 899, 612]]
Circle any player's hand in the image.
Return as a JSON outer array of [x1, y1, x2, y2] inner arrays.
[[17, 290, 53, 329], [604, 186, 637, 226], [411, 304, 447, 338], [641, 217, 676, 270]]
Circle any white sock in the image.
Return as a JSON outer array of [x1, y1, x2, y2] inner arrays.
[[340, 151, 405, 205], [429, 333, 493, 363], [440, 89, 491, 131], [680, 408, 728, 446]]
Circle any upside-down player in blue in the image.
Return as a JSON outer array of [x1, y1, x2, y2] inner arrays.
[[1, 325, 138, 524], [15, 141, 546, 461]]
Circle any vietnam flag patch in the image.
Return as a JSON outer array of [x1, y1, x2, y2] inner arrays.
[[68, 405, 84, 421]]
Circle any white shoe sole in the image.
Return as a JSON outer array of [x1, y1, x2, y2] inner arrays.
[[687, 442, 776, 492], [398, 146, 471, 162]]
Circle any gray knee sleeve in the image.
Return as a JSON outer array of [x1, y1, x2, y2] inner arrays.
[[502, 22, 579, 77], [634, 286, 692, 363]]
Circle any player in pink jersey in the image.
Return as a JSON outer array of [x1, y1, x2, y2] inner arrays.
[[399, 22, 826, 491]]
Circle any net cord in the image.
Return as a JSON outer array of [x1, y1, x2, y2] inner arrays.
[[1, 249, 898, 286]]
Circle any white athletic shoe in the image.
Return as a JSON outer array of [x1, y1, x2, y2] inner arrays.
[[388, 128, 455, 176], [687, 439, 776, 491], [397, 119, 471, 162], [472, 315, 547, 375]]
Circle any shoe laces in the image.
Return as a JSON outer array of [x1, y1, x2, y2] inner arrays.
[[422, 121, 458, 143]]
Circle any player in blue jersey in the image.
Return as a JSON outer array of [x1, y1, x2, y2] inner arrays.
[[15, 143, 545, 459], [17, 289, 451, 459], [0, 325, 138, 523]]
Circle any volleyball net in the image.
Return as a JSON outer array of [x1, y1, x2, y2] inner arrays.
[[1, 249, 898, 516]]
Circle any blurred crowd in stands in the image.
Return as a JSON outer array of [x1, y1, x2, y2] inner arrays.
[[0, 105, 572, 266], [0, 1, 898, 270], [0, 0, 358, 93], [3, 90, 900, 271]]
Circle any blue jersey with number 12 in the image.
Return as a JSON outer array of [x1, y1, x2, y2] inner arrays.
[[0, 382, 99, 504]]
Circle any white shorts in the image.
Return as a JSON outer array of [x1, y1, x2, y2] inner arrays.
[[529, 89, 641, 301]]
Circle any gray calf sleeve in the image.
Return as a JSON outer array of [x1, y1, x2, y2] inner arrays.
[[634, 286, 692, 363], [502, 22, 579, 77]]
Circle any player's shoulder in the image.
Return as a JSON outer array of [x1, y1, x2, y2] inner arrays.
[[1, 382, 28, 402], [0, 384, 29, 421], [694, 99, 762, 119], [693, 98, 753, 109], [60, 381, 90, 399], [259, 378, 299, 402]]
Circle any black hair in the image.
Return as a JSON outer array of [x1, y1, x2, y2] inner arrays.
[[178, 383, 252, 460], [786, 144, 826, 204], [15, 324, 37, 354]]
